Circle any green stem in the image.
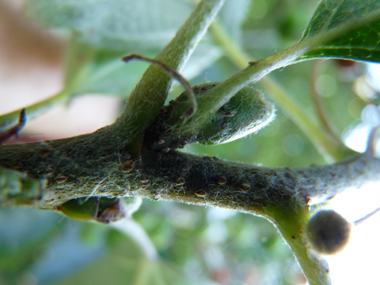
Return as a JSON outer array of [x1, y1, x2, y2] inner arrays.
[[265, 203, 331, 285], [113, 0, 225, 152], [0, 88, 73, 132], [208, 21, 355, 162]]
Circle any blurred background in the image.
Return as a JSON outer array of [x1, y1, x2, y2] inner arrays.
[[1, 0, 380, 284]]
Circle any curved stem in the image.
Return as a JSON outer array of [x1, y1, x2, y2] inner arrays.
[[0, 88, 73, 132], [310, 60, 342, 144]]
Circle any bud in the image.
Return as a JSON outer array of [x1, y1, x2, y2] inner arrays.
[[148, 83, 275, 150], [305, 210, 351, 255]]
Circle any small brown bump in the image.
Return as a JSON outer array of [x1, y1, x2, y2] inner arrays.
[[250, 168, 260, 174], [39, 149, 51, 158], [140, 178, 149, 184], [55, 175, 67, 183], [331, 173, 337, 177], [195, 189, 207, 197], [292, 235, 296, 239], [157, 138, 165, 145], [217, 176, 227, 185], [175, 177, 185, 185], [121, 160, 134, 172], [239, 183, 251, 192]]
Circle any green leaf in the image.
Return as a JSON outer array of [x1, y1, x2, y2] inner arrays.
[[56, 237, 188, 285], [76, 51, 157, 97], [76, 42, 221, 98], [219, 0, 250, 43], [299, 0, 380, 62], [26, 0, 193, 51]]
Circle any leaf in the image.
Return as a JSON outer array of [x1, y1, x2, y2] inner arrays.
[[26, 0, 193, 51], [56, 237, 188, 285], [299, 0, 380, 62], [76, 42, 221, 97], [219, 0, 250, 43], [76, 51, 157, 97], [0, 209, 62, 275]]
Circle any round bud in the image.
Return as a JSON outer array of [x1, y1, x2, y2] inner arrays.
[[305, 210, 351, 255]]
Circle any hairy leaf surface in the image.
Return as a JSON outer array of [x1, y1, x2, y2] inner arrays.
[[26, 0, 193, 51], [299, 0, 380, 62]]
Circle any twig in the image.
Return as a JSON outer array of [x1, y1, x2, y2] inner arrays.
[[0, 109, 26, 144]]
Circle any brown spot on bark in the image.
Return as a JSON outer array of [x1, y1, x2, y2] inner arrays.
[[175, 177, 185, 185], [239, 183, 251, 192], [217, 176, 227, 185], [195, 189, 207, 197], [55, 175, 67, 183], [121, 160, 134, 172]]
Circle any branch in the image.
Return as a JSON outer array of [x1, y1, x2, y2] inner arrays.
[[0, 130, 378, 211], [2, 131, 378, 284]]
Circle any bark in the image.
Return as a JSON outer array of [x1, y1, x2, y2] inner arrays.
[[1, 124, 379, 213]]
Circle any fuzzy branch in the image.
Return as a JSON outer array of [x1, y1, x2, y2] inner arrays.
[[0, 125, 377, 212]]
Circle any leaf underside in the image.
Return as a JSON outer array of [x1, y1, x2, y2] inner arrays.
[[26, 0, 193, 51]]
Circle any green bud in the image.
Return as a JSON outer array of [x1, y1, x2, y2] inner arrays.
[[305, 210, 351, 255], [58, 197, 126, 223], [147, 83, 274, 150], [57, 197, 100, 221]]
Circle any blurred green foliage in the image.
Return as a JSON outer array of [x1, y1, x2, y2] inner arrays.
[[0, 0, 371, 284]]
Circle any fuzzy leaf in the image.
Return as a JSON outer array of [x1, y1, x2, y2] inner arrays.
[[56, 239, 188, 285], [75, 42, 221, 97], [26, 0, 193, 51], [299, 0, 380, 62]]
